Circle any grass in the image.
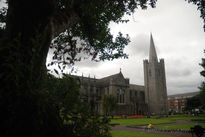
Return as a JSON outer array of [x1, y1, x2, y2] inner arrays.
[[111, 131, 173, 137], [110, 115, 205, 137], [110, 114, 205, 126], [111, 118, 174, 126], [163, 114, 205, 120], [155, 123, 205, 130]]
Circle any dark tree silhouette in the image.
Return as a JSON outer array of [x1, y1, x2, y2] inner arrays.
[[199, 50, 205, 109], [0, 0, 204, 136], [0, 0, 156, 137]]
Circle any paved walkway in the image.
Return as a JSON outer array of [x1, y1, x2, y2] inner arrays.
[[111, 120, 201, 137]]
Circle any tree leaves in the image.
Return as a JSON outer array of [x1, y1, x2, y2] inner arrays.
[[48, 0, 157, 68], [199, 51, 205, 108], [54, 68, 59, 75], [186, 0, 205, 31], [102, 94, 118, 116], [47, 74, 112, 137]]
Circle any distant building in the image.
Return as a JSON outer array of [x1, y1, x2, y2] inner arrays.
[[168, 92, 200, 113], [72, 34, 168, 115]]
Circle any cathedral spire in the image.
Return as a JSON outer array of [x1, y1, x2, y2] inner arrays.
[[149, 33, 158, 62]]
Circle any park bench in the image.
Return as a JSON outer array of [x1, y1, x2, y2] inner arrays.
[[190, 125, 205, 137]]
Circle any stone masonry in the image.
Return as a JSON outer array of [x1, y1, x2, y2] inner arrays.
[[72, 34, 168, 115], [143, 34, 168, 115]]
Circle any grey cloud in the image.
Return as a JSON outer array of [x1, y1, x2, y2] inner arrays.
[[46, 0, 205, 96], [75, 59, 102, 68], [166, 67, 192, 77], [125, 34, 149, 57], [167, 79, 201, 94]]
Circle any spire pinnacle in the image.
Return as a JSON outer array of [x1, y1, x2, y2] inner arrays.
[[149, 33, 158, 62]]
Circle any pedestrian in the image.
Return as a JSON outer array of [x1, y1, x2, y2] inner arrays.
[[148, 123, 153, 128]]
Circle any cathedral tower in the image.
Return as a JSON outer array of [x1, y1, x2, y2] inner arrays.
[[143, 34, 168, 115]]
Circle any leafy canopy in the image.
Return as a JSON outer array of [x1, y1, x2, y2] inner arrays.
[[48, 0, 157, 67], [199, 50, 205, 108], [102, 94, 118, 116], [47, 74, 112, 137], [0, 0, 205, 137]]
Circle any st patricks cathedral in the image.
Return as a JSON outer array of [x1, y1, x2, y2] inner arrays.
[[73, 34, 168, 115]]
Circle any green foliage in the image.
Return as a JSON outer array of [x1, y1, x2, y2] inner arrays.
[[199, 51, 205, 108], [185, 95, 201, 111], [46, 0, 158, 66], [46, 74, 112, 137], [111, 131, 173, 137], [0, 1, 157, 137], [46, 74, 80, 120], [2, 0, 205, 137], [199, 82, 205, 108], [102, 94, 118, 116], [200, 58, 205, 77]]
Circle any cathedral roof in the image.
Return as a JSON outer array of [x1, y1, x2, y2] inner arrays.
[[129, 84, 144, 91], [69, 71, 129, 86], [97, 71, 128, 86], [149, 33, 158, 62], [98, 72, 124, 82]]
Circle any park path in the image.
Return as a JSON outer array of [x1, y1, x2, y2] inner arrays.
[[111, 120, 200, 137]]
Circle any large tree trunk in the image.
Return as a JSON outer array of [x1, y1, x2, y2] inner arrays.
[[0, 0, 63, 136]]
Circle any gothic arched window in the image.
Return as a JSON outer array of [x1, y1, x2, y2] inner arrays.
[[117, 89, 125, 104]]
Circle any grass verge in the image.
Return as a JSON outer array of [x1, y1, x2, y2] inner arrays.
[[110, 114, 205, 126], [111, 131, 173, 137], [155, 123, 205, 130], [111, 118, 174, 126], [163, 114, 205, 120]]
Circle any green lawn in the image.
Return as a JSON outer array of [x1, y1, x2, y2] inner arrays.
[[111, 118, 174, 126], [111, 131, 173, 137], [155, 123, 205, 130], [110, 114, 205, 126], [164, 114, 205, 120]]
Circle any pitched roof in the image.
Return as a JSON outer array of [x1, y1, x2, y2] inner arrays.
[[98, 71, 124, 82], [129, 84, 144, 91]]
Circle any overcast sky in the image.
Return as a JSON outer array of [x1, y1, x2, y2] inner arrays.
[[1, 0, 203, 95], [1, 0, 204, 95], [47, 0, 204, 95]]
